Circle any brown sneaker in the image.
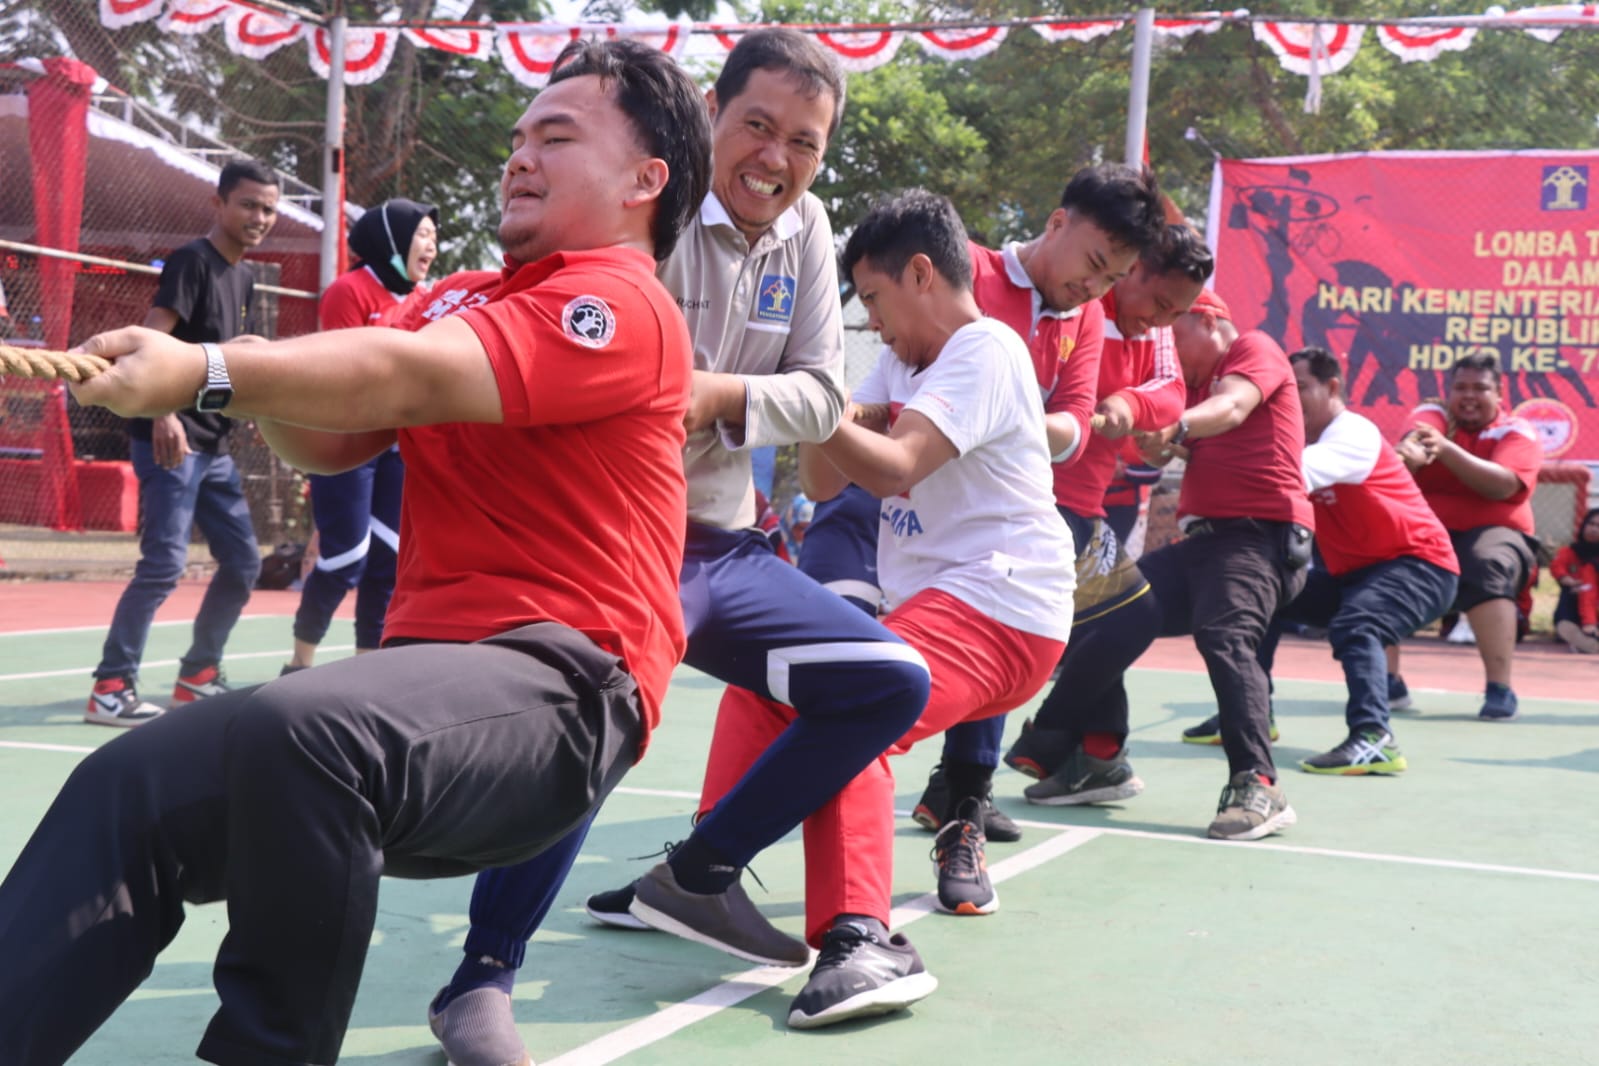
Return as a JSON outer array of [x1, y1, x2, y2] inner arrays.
[[1207, 771, 1297, 841]]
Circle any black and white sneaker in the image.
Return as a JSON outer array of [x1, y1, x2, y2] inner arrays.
[[584, 881, 651, 931], [628, 861, 810, 966], [910, 764, 1022, 842], [85, 677, 163, 728], [1023, 747, 1144, 806], [787, 921, 938, 1030]]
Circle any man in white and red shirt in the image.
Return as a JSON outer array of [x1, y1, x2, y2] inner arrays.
[[0, 41, 709, 1066], [1003, 224, 1212, 807], [1395, 352, 1542, 721], [1126, 290, 1314, 841], [1256, 348, 1459, 775], [913, 164, 1166, 839]]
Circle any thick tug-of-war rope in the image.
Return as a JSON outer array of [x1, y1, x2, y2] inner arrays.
[[0, 343, 111, 383]]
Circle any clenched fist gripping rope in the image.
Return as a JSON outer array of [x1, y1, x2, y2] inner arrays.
[[0, 343, 110, 383]]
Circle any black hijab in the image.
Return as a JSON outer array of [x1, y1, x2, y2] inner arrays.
[[348, 198, 438, 296], [1575, 507, 1599, 563]]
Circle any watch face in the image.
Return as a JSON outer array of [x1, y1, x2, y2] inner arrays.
[[196, 387, 234, 414]]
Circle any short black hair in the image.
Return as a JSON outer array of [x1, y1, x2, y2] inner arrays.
[[714, 27, 847, 138], [840, 188, 971, 291], [1451, 351, 1502, 383], [1141, 223, 1215, 284], [1059, 163, 1165, 254], [550, 39, 712, 262], [218, 160, 278, 200], [1289, 346, 1342, 383]]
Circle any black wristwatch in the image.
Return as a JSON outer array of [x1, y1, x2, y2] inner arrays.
[[1171, 418, 1191, 446], [195, 342, 234, 413]]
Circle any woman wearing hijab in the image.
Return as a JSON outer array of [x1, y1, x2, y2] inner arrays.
[[285, 198, 439, 671], [1551, 507, 1599, 654]]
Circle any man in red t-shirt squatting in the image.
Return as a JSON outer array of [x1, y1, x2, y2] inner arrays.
[[1394, 351, 1543, 721], [0, 40, 711, 1066], [1127, 289, 1315, 841], [1258, 347, 1460, 776]]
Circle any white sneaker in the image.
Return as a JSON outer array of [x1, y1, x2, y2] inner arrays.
[[85, 678, 164, 728], [1446, 616, 1476, 644]]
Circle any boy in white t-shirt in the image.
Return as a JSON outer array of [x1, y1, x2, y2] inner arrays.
[[700, 189, 1075, 1031]]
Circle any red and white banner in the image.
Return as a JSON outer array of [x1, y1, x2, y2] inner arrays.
[[912, 26, 1007, 61], [1252, 21, 1366, 75], [814, 29, 904, 72], [227, 7, 305, 60], [1376, 23, 1477, 62], [1033, 19, 1123, 43], [607, 23, 689, 60], [160, 0, 232, 36], [1509, 3, 1599, 41], [404, 24, 494, 61], [1155, 11, 1242, 37], [309, 26, 398, 85], [497, 25, 583, 89], [1209, 151, 1599, 458], [99, 0, 162, 30]]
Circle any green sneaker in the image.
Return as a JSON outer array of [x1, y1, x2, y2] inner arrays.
[[1300, 729, 1407, 775], [1180, 712, 1280, 745]]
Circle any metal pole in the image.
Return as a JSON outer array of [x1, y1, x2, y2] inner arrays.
[[319, 13, 347, 293], [1124, 7, 1155, 167]]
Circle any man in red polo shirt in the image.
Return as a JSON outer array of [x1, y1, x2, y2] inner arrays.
[[1394, 352, 1542, 720], [0, 40, 710, 1066], [1250, 348, 1459, 773], [1126, 290, 1314, 840]]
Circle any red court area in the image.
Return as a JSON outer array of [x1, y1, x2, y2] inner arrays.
[[2, 579, 1594, 701]]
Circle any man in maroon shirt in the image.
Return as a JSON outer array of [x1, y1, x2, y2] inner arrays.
[[1394, 352, 1542, 720]]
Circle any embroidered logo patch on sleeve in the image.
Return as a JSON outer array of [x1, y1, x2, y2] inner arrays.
[[562, 295, 617, 348]]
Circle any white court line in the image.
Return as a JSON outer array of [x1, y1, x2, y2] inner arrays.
[[0, 645, 354, 684], [542, 825, 1102, 1066], [0, 739, 96, 754], [0, 614, 303, 640]]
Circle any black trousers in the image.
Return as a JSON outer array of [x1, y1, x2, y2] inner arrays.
[[0, 622, 643, 1066], [1137, 519, 1307, 780]]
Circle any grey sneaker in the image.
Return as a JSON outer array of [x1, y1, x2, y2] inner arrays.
[[930, 800, 997, 916], [427, 986, 532, 1066], [585, 880, 650, 930], [627, 861, 810, 966], [787, 921, 938, 1030], [1207, 770, 1297, 841], [1023, 748, 1144, 806]]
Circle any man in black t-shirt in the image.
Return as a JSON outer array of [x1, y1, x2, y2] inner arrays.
[[87, 159, 281, 726]]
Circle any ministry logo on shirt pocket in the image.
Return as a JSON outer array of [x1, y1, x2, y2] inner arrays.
[[755, 274, 796, 324]]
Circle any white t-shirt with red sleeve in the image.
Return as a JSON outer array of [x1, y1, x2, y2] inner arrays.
[[1409, 403, 1541, 536], [381, 248, 691, 747], [1176, 330, 1314, 529], [1304, 409, 1458, 576], [852, 318, 1075, 641]]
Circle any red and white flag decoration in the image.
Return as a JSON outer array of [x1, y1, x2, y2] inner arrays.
[[1033, 19, 1123, 43], [1376, 23, 1478, 62], [1252, 20, 1366, 75], [814, 29, 904, 72], [99, 0, 162, 30], [1155, 10, 1244, 37], [227, 7, 305, 60], [404, 24, 495, 62], [913, 25, 1008, 61], [309, 25, 398, 85], [160, 0, 232, 36], [1508, 3, 1599, 42], [497, 25, 584, 89], [607, 22, 691, 61]]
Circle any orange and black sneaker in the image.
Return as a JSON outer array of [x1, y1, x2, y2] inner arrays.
[[85, 676, 164, 728], [930, 798, 996, 916], [172, 665, 230, 707]]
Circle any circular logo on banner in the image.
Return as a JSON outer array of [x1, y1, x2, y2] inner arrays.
[[562, 296, 616, 349], [1513, 398, 1578, 457]]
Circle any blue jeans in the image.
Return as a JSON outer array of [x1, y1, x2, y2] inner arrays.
[[96, 439, 261, 681], [1265, 556, 1457, 734]]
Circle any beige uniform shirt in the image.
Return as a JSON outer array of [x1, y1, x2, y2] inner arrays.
[[657, 192, 846, 530]]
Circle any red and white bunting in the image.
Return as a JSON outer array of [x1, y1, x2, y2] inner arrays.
[[1252, 21, 1365, 75], [496, 25, 583, 89], [606, 23, 690, 61], [705, 25, 741, 53], [99, 0, 162, 30], [1154, 10, 1243, 37], [403, 24, 494, 61], [814, 30, 904, 72], [160, 0, 233, 36], [226, 7, 305, 60], [1376, 23, 1477, 62], [309, 25, 398, 85], [1509, 3, 1599, 42], [913, 25, 1008, 61], [1033, 19, 1124, 43]]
